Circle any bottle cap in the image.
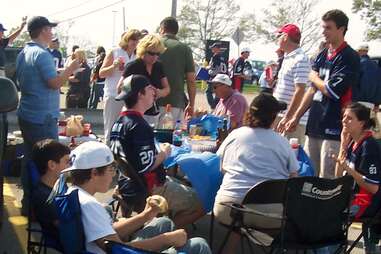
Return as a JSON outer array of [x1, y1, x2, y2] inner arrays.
[[289, 138, 299, 148]]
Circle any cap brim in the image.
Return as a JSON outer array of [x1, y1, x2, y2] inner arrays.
[[61, 166, 75, 174], [115, 91, 128, 101], [49, 22, 58, 27]]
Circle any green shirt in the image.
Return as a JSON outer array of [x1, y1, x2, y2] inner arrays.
[[158, 34, 195, 109]]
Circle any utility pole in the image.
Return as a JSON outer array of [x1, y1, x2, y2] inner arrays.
[[112, 10, 117, 47], [122, 7, 126, 31], [171, 0, 177, 17]]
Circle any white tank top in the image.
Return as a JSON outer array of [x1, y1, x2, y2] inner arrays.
[[103, 47, 136, 97]]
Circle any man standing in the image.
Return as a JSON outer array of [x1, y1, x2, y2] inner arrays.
[[206, 42, 226, 109], [158, 17, 195, 121], [274, 24, 311, 145], [16, 16, 79, 214], [47, 37, 63, 70], [231, 48, 251, 92], [0, 17, 27, 77], [286, 10, 360, 178]]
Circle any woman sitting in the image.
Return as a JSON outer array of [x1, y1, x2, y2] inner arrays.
[[214, 93, 299, 254], [335, 102, 381, 254]]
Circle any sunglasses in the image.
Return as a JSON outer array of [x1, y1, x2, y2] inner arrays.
[[146, 51, 161, 56]]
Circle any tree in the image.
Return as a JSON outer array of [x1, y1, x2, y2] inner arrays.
[[177, 0, 240, 60], [247, 0, 322, 54], [353, 0, 381, 40]]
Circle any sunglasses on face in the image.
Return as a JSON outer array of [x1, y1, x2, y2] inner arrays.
[[146, 51, 161, 56]]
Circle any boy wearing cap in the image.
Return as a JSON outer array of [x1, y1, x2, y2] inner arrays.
[[286, 10, 360, 178], [211, 73, 248, 129], [110, 74, 206, 228], [231, 47, 251, 92], [31, 139, 71, 240], [0, 17, 27, 76], [63, 141, 211, 254], [273, 23, 311, 145], [16, 16, 80, 214]]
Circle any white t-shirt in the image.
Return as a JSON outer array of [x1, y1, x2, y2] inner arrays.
[[103, 47, 136, 98], [216, 127, 299, 200], [67, 186, 116, 254], [273, 47, 311, 125]]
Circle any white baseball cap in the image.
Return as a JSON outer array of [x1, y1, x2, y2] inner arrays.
[[61, 141, 114, 173], [241, 47, 251, 53], [211, 74, 232, 86], [357, 43, 369, 51]]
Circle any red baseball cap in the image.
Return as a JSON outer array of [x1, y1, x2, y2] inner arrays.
[[277, 24, 301, 42]]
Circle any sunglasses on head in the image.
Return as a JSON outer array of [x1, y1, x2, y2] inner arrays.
[[146, 51, 161, 56]]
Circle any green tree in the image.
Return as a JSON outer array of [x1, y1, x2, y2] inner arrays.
[[177, 0, 240, 60], [247, 0, 322, 54], [6, 28, 30, 47], [353, 0, 381, 40]]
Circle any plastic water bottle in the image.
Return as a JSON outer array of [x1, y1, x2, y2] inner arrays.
[[172, 120, 183, 147], [159, 104, 174, 129], [289, 138, 299, 159]]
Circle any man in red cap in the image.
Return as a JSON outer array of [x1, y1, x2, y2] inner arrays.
[[273, 23, 311, 146], [285, 10, 360, 179]]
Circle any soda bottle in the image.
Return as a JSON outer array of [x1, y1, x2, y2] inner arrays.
[[172, 120, 183, 146], [289, 138, 299, 159], [159, 104, 174, 129]]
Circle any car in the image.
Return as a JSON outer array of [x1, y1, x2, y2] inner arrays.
[[4, 46, 23, 88], [250, 60, 266, 84]]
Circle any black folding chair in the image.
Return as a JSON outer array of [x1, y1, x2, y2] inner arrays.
[[112, 156, 149, 218], [209, 178, 287, 253], [219, 176, 354, 254]]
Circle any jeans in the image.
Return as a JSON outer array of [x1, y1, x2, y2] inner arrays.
[[132, 217, 211, 254], [206, 82, 219, 109], [18, 116, 58, 212], [88, 81, 104, 109]]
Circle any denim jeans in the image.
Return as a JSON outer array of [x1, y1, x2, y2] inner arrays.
[[88, 81, 104, 109], [205, 82, 219, 110], [18, 116, 58, 212]]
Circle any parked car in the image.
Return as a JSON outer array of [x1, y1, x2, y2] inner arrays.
[[4, 46, 23, 88], [250, 60, 266, 84]]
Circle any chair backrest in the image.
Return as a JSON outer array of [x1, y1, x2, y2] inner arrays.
[[54, 189, 86, 254], [104, 240, 161, 254], [242, 179, 288, 205], [279, 176, 353, 248], [0, 77, 19, 113]]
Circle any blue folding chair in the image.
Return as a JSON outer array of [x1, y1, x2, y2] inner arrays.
[[27, 160, 63, 254], [104, 240, 162, 254]]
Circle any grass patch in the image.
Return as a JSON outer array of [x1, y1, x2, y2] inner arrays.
[[195, 80, 259, 94]]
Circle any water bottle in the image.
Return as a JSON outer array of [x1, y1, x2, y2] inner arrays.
[[289, 138, 299, 159], [159, 104, 174, 129], [172, 120, 183, 147]]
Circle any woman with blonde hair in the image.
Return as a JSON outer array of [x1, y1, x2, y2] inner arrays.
[[66, 49, 91, 108], [99, 29, 141, 144], [117, 34, 170, 125]]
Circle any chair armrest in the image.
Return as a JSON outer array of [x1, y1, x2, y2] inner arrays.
[[220, 201, 283, 219]]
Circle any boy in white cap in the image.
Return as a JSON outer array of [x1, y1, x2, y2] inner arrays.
[[62, 141, 211, 254], [211, 73, 248, 129]]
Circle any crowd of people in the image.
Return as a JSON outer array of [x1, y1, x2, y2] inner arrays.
[[0, 7, 381, 254]]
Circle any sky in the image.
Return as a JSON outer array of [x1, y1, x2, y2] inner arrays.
[[2, 0, 381, 61]]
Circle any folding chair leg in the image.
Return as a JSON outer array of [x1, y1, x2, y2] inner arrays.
[[217, 219, 238, 254], [209, 211, 215, 248]]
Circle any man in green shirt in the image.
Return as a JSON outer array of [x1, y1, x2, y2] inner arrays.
[[158, 17, 196, 122]]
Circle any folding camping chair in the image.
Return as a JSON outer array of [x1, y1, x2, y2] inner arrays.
[[210, 178, 288, 253], [112, 156, 149, 218], [219, 176, 354, 254], [26, 161, 62, 254]]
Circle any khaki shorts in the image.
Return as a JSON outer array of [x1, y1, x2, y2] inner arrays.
[[152, 176, 201, 217]]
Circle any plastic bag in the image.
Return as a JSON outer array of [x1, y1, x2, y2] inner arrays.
[[65, 115, 84, 137]]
